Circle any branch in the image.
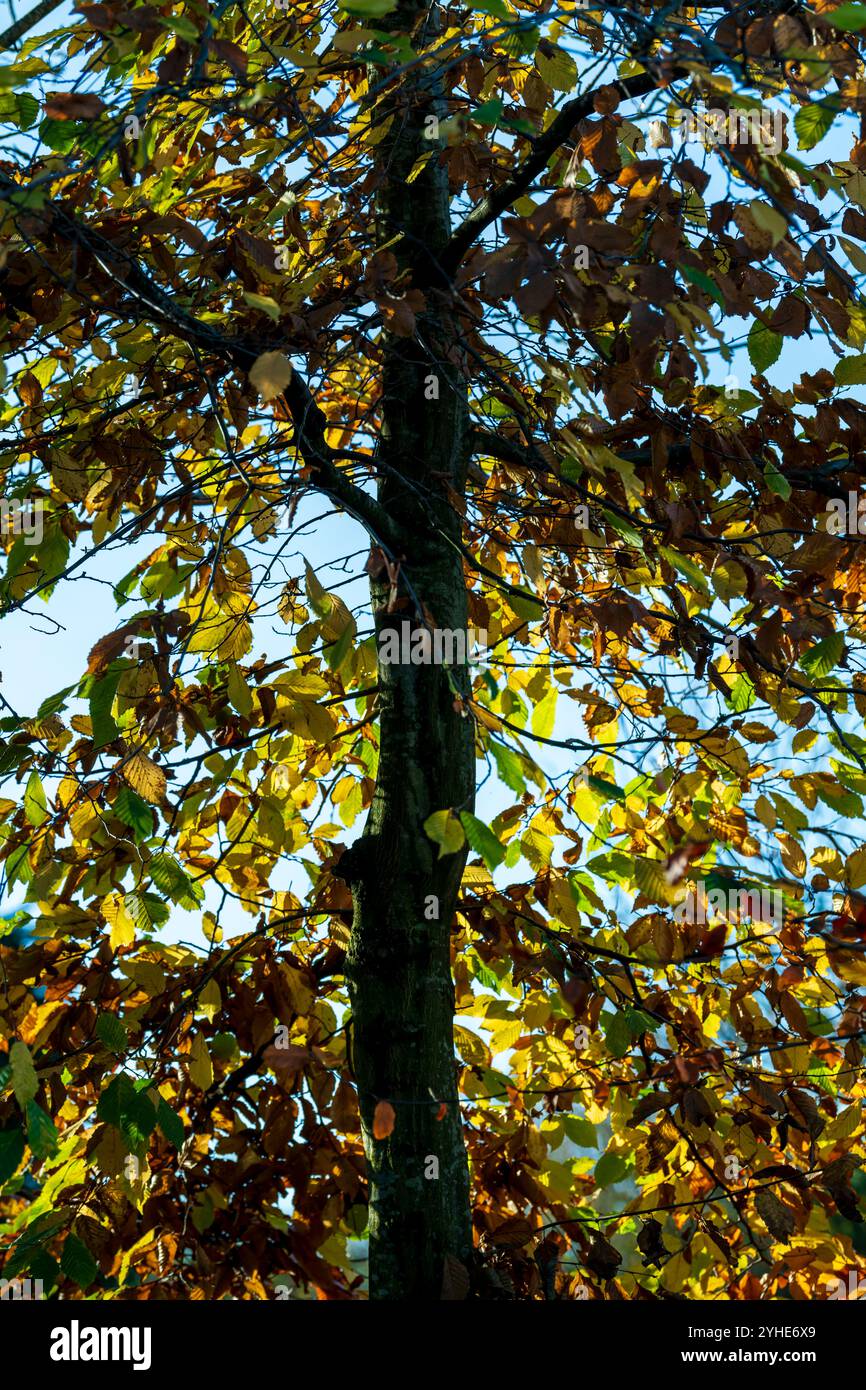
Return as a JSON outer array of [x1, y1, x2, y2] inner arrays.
[[2, 185, 401, 551], [0, 0, 67, 51], [442, 69, 676, 274]]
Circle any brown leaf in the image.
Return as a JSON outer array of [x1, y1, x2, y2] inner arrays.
[[755, 1190, 797, 1243], [45, 92, 106, 121], [210, 38, 248, 78], [87, 623, 139, 674], [17, 372, 42, 407], [262, 1042, 310, 1073], [490, 1216, 533, 1248]]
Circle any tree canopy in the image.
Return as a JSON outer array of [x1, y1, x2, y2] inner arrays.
[[2, 0, 866, 1302]]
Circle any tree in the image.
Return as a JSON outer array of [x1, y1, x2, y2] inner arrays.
[[1, 0, 866, 1303]]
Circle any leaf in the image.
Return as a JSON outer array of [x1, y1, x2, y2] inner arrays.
[[747, 320, 782, 374], [750, 202, 788, 246], [187, 1032, 213, 1091], [800, 632, 844, 679], [25, 1099, 58, 1159], [794, 100, 839, 151], [423, 808, 465, 858], [60, 1233, 97, 1288], [102, 891, 136, 950], [440, 1252, 470, 1300], [95, 1012, 127, 1053], [23, 769, 48, 826], [755, 1190, 797, 1242], [89, 668, 121, 748], [113, 787, 152, 840], [10, 1040, 38, 1106], [0, 1126, 25, 1184], [459, 811, 505, 871], [535, 42, 577, 91], [604, 1011, 632, 1058], [372, 1099, 396, 1139], [243, 291, 281, 322], [764, 461, 791, 499], [453, 1024, 491, 1067], [829, 2, 866, 31], [122, 751, 167, 805], [491, 743, 526, 796], [156, 1096, 185, 1148], [835, 354, 866, 386], [532, 686, 557, 739], [248, 351, 293, 401], [679, 263, 723, 307], [728, 673, 756, 713], [44, 92, 105, 120]]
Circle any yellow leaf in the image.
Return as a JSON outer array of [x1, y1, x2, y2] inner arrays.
[[123, 752, 167, 805], [750, 201, 788, 246], [845, 844, 866, 890], [103, 891, 135, 950], [248, 351, 293, 402], [187, 1032, 213, 1090], [423, 808, 465, 858]]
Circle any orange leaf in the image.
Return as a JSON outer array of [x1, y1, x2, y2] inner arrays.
[[373, 1099, 395, 1139]]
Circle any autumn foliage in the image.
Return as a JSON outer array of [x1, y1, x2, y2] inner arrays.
[[1, 0, 866, 1301]]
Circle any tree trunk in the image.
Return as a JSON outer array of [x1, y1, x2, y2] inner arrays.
[[344, 1, 475, 1300]]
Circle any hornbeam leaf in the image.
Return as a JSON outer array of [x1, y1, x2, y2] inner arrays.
[[459, 811, 505, 871], [248, 351, 293, 401]]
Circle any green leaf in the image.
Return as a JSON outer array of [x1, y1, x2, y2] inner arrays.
[[113, 787, 153, 840], [36, 685, 75, 719], [747, 319, 783, 374], [562, 1115, 597, 1148], [829, 2, 866, 31], [595, 1151, 630, 1188], [0, 1126, 25, 1184], [459, 811, 506, 871], [471, 97, 503, 127], [728, 673, 756, 713], [89, 667, 122, 749], [491, 742, 526, 797], [603, 1011, 631, 1059], [531, 686, 557, 739], [794, 99, 839, 151], [156, 1096, 185, 1149], [24, 769, 48, 827], [25, 1100, 58, 1159], [660, 545, 710, 595], [679, 262, 723, 307], [338, 0, 397, 12], [60, 1233, 97, 1289], [10, 1040, 38, 1106], [95, 1012, 127, 1053], [835, 353, 866, 386], [586, 773, 625, 803], [764, 461, 791, 500], [801, 632, 845, 679], [148, 851, 202, 908]]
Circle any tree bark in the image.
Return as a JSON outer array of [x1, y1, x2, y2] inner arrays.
[[344, 1, 475, 1300]]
